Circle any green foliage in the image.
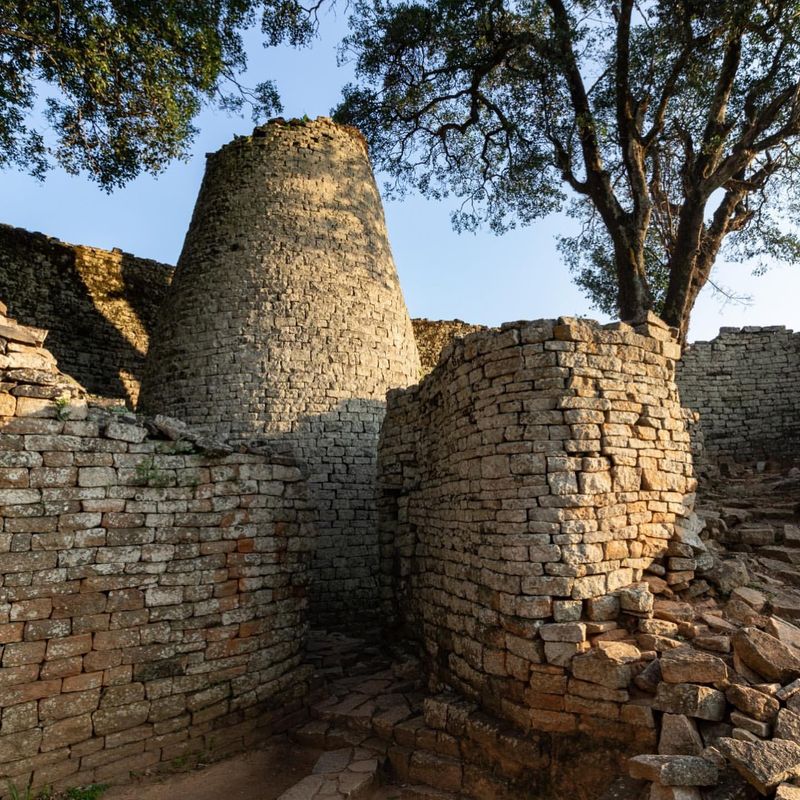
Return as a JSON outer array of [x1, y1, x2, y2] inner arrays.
[[64, 786, 107, 800], [6, 781, 34, 800], [53, 393, 72, 421], [5, 782, 56, 800], [335, 0, 800, 322], [135, 455, 171, 487], [0, 1, 321, 188]]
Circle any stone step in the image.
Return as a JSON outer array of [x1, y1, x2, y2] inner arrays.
[[276, 745, 382, 800]]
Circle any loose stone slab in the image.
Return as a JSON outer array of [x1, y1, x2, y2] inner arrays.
[[659, 647, 728, 685], [732, 627, 800, 683], [726, 684, 780, 723], [658, 714, 704, 756], [628, 755, 718, 786], [653, 684, 726, 721], [717, 737, 800, 795]]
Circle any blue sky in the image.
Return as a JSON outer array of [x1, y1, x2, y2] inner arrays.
[[1, 11, 798, 342]]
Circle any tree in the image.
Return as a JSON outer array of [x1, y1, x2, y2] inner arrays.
[[0, 0, 319, 189], [334, 0, 800, 339]]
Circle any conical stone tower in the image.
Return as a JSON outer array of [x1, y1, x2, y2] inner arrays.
[[140, 117, 420, 630]]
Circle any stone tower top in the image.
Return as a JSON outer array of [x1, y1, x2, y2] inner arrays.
[[216, 116, 369, 157]]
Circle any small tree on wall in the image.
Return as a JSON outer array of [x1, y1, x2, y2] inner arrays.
[[331, 0, 800, 340]]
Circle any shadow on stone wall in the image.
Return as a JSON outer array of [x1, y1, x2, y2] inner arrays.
[[213, 397, 391, 633], [0, 223, 172, 404]]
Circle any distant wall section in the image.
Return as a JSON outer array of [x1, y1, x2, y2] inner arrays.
[[0, 224, 172, 405], [412, 319, 486, 376], [676, 326, 800, 464]]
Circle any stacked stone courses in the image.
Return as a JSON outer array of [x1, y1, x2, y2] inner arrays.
[[676, 325, 800, 464], [139, 117, 420, 630], [0, 308, 313, 792], [378, 315, 697, 739], [0, 223, 172, 406]]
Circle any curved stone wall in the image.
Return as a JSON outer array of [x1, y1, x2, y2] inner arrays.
[[139, 118, 420, 629], [676, 326, 800, 464], [378, 316, 697, 736], [0, 309, 313, 792]]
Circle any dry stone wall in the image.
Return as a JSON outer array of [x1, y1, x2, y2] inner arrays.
[[378, 315, 698, 739], [0, 309, 313, 792], [412, 318, 487, 377], [139, 118, 420, 630], [676, 326, 800, 464], [0, 223, 172, 405]]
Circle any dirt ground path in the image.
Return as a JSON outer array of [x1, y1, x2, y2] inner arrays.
[[102, 739, 322, 800]]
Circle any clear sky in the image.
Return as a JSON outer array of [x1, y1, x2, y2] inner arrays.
[[1, 12, 798, 342]]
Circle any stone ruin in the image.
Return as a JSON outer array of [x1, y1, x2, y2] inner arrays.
[[138, 118, 420, 631], [0, 117, 799, 799]]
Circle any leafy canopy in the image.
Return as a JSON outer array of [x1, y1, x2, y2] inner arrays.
[[334, 0, 800, 328], [0, 0, 321, 189]]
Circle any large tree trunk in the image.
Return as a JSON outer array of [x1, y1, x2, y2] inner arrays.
[[660, 198, 707, 342], [613, 228, 653, 321]]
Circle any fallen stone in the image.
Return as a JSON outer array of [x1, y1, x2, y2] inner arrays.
[[726, 684, 779, 723], [655, 600, 695, 624], [774, 708, 800, 742], [619, 585, 655, 615], [658, 714, 704, 756], [638, 633, 685, 652], [717, 737, 800, 795], [698, 721, 733, 748], [708, 559, 749, 594], [777, 679, 800, 703], [733, 652, 766, 684], [571, 642, 641, 689], [640, 619, 680, 637], [653, 684, 726, 721], [776, 784, 800, 800], [726, 596, 765, 627], [675, 513, 706, 551], [693, 635, 731, 654], [732, 728, 761, 744], [767, 617, 800, 652], [150, 414, 190, 440], [731, 587, 768, 613], [628, 754, 718, 786], [729, 711, 770, 738], [732, 627, 800, 683], [660, 647, 728, 685], [701, 613, 737, 633]]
